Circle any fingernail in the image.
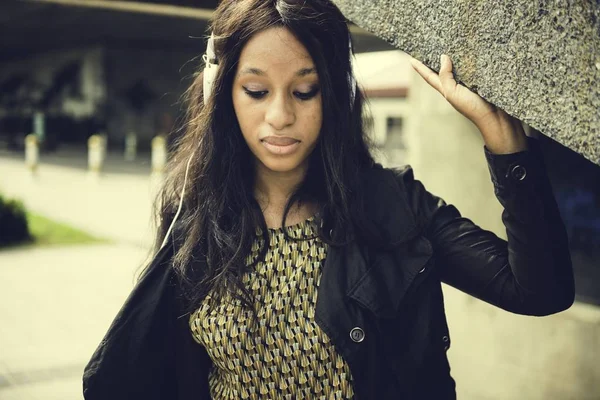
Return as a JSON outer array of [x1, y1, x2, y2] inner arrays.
[[440, 54, 446, 64]]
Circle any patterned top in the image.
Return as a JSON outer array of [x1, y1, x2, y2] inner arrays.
[[189, 216, 355, 399]]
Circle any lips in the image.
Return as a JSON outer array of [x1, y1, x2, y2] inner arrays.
[[261, 136, 299, 146], [260, 136, 301, 156]]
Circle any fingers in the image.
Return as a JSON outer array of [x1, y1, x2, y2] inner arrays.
[[409, 54, 458, 100], [409, 56, 442, 93], [410, 54, 503, 125], [438, 54, 457, 99]]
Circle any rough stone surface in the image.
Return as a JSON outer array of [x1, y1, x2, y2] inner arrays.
[[335, 0, 600, 166]]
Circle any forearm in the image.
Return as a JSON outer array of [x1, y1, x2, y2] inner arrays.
[[483, 136, 575, 312], [428, 137, 574, 315]]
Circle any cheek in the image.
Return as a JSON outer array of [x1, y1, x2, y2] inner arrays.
[[233, 93, 260, 138], [303, 101, 323, 139]]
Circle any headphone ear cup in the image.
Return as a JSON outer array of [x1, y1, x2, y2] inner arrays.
[[203, 33, 218, 104], [203, 62, 218, 104]]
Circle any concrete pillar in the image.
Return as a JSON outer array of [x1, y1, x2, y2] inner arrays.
[[25, 134, 39, 172], [124, 132, 137, 161], [151, 135, 167, 174], [88, 134, 104, 174], [33, 111, 45, 144], [98, 133, 108, 163]]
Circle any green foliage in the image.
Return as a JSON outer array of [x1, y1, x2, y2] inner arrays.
[[27, 213, 108, 246], [0, 193, 32, 246], [0, 192, 109, 248]]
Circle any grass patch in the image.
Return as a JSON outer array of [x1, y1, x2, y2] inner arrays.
[[25, 212, 110, 246]]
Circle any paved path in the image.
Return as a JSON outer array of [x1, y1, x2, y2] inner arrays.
[[0, 151, 162, 248], [0, 244, 149, 400], [0, 150, 162, 399]]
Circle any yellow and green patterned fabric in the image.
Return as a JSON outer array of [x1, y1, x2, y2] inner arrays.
[[189, 216, 355, 399]]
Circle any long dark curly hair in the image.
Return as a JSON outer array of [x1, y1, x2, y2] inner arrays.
[[149, 0, 382, 316]]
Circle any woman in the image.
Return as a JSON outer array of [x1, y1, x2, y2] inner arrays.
[[83, 0, 574, 399]]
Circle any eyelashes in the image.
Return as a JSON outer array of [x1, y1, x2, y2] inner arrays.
[[242, 86, 320, 101], [243, 89, 267, 99], [295, 87, 320, 101]]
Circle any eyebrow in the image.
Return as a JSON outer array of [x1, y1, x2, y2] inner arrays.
[[238, 67, 317, 77]]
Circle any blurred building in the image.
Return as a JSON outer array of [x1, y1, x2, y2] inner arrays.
[[0, 1, 210, 151], [0, 0, 393, 152], [353, 50, 411, 166]]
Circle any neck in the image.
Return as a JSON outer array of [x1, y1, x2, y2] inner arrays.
[[254, 162, 306, 207], [254, 160, 316, 228]]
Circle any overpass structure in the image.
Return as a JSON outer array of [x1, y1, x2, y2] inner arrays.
[[0, 0, 392, 150]]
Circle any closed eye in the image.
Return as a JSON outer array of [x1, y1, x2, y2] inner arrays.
[[295, 87, 320, 101], [243, 87, 320, 101], [243, 88, 268, 99]]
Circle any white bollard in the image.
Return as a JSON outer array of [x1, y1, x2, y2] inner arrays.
[[98, 133, 108, 162], [88, 134, 104, 173], [151, 135, 167, 174], [124, 132, 137, 161], [25, 134, 39, 172], [33, 112, 45, 143]]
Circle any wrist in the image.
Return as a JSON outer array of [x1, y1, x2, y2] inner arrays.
[[476, 114, 529, 154], [482, 134, 529, 154]]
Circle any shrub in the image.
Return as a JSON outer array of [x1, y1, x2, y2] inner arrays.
[[0, 193, 31, 246]]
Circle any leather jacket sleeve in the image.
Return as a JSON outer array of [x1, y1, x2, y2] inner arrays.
[[401, 137, 575, 316]]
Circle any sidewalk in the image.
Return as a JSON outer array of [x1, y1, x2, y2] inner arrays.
[[0, 149, 162, 248], [0, 244, 149, 400], [0, 149, 163, 399]]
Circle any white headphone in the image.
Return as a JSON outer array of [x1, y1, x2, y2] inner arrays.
[[158, 33, 217, 250], [159, 31, 357, 251], [202, 33, 219, 104]]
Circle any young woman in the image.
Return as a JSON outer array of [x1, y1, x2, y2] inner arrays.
[[83, 1, 574, 399]]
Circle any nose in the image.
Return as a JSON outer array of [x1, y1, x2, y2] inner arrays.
[[264, 92, 296, 130]]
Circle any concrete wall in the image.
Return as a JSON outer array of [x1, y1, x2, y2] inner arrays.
[[397, 63, 600, 399]]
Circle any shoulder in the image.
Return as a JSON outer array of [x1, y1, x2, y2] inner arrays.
[[361, 163, 452, 241], [361, 163, 427, 210], [359, 164, 429, 243], [362, 163, 418, 192]]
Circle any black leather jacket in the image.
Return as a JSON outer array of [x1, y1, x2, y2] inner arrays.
[[83, 137, 574, 399]]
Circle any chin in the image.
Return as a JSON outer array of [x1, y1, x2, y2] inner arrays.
[[259, 157, 306, 173]]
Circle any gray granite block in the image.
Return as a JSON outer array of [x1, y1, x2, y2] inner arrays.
[[335, 0, 600, 166]]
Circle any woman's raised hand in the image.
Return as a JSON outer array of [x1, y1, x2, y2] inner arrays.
[[410, 54, 528, 154]]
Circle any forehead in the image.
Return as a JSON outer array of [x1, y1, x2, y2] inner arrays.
[[236, 27, 316, 76]]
